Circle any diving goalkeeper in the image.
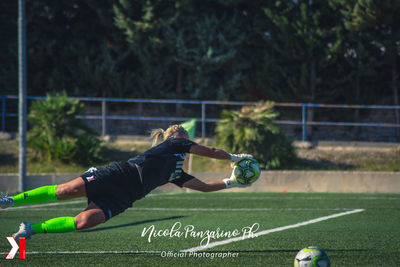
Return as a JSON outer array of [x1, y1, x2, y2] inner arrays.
[[0, 125, 253, 242]]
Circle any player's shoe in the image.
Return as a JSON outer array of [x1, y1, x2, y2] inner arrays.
[[13, 222, 35, 242], [0, 196, 14, 209]]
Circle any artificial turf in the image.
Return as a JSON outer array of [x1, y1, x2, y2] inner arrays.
[[0, 192, 399, 266]]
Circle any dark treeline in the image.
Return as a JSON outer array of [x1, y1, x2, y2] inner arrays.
[[1, 0, 399, 106]]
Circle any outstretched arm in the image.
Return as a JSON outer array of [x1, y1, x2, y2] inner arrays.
[[182, 173, 248, 192], [182, 178, 226, 192], [189, 144, 252, 162], [184, 144, 254, 192], [189, 144, 231, 160]]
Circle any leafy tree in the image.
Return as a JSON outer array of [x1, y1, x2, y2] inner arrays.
[[28, 92, 105, 164], [215, 101, 296, 169], [4, 0, 400, 132], [260, 1, 343, 102], [329, 1, 385, 137], [331, 0, 400, 137], [258, 0, 344, 138], [25, 0, 134, 97], [0, 0, 18, 94], [113, 0, 267, 100]]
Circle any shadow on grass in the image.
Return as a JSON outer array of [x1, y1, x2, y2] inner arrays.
[[80, 215, 185, 233]]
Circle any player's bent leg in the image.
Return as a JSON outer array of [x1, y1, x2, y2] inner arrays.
[[13, 217, 77, 241], [56, 177, 86, 200], [74, 202, 106, 230], [13, 202, 105, 241]]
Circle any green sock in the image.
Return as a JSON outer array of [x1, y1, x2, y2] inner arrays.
[[12, 185, 58, 206], [32, 217, 76, 234]]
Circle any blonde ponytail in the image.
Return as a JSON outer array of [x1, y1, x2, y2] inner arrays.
[[150, 128, 165, 147], [150, 124, 185, 146]]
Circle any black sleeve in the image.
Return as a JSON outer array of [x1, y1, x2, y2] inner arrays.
[[169, 138, 197, 153], [170, 171, 195, 188]]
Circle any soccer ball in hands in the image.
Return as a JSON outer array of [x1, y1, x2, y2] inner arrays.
[[233, 158, 260, 185], [294, 246, 330, 267]]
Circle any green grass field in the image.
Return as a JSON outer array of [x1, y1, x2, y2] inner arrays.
[[1, 192, 399, 266]]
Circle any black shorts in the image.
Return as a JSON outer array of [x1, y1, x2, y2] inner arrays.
[[81, 161, 143, 221]]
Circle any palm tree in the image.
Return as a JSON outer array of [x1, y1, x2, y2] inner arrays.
[[216, 101, 296, 169]]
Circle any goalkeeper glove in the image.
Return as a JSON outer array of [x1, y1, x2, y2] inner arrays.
[[223, 169, 249, 188], [229, 153, 253, 163]]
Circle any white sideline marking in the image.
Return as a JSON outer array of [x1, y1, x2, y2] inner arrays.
[[0, 192, 182, 211], [0, 250, 162, 255], [148, 196, 399, 200], [182, 208, 365, 252], [11, 207, 356, 212], [154, 207, 350, 212], [147, 192, 183, 196], [0, 200, 86, 211]]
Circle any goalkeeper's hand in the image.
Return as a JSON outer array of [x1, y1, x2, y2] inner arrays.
[[229, 153, 254, 163], [223, 170, 249, 188]]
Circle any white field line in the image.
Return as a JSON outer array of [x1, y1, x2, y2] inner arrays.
[[21, 207, 355, 212], [0, 209, 365, 256], [0, 200, 87, 211], [0, 192, 183, 211], [148, 196, 399, 200], [147, 192, 185, 196], [0, 250, 162, 255], [130, 207, 354, 211], [182, 209, 365, 252]]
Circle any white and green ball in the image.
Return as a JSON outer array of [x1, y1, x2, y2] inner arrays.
[[294, 246, 330, 267], [233, 158, 260, 185]]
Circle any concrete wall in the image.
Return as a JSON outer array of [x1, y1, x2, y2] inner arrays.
[[189, 171, 400, 193], [1, 171, 399, 193]]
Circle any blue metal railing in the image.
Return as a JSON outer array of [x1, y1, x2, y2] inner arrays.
[[2, 95, 400, 141]]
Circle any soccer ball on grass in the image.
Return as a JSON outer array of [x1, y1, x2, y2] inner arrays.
[[232, 158, 260, 185], [294, 246, 330, 267]]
